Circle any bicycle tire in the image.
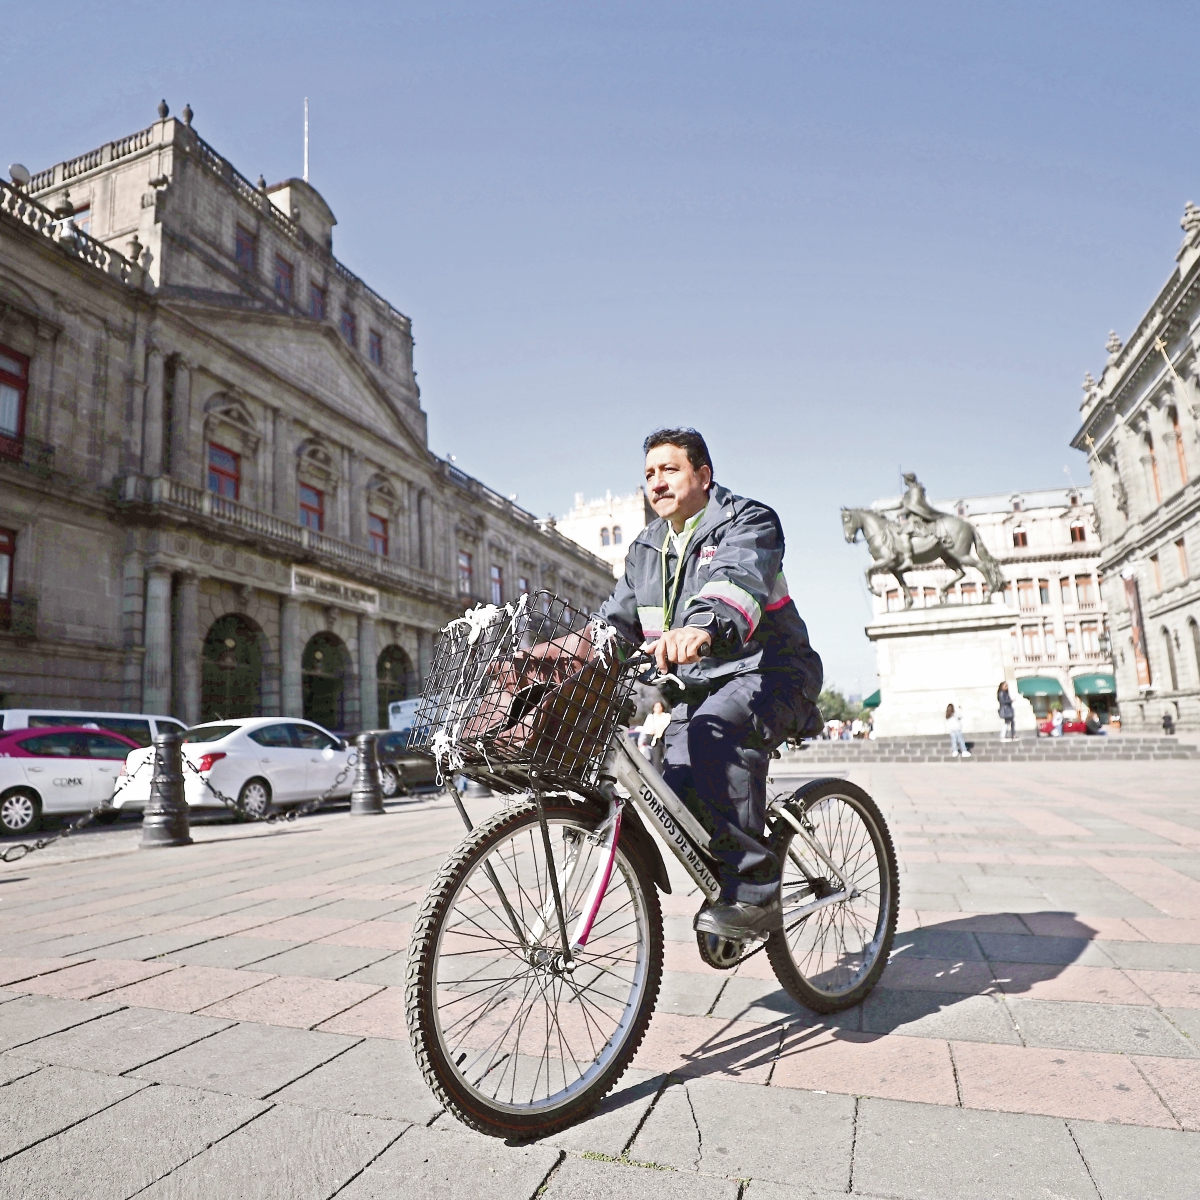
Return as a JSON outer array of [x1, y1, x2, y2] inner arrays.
[[406, 798, 664, 1139], [765, 778, 898, 1014]]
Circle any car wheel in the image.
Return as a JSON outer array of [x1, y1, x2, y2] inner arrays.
[[238, 778, 273, 819], [0, 789, 41, 836], [379, 765, 404, 799]]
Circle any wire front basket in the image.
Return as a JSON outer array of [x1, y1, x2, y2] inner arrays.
[[409, 592, 635, 791]]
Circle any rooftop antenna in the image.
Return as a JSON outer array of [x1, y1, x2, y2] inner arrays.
[[303, 97, 309, 183]]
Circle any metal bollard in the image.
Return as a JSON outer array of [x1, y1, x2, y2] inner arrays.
[[141, 730, 193, 848], [350, 732, 386, 816]]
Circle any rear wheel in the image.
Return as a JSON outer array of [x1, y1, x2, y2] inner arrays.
[[406, 798, 663, 1139], [765, 779, 898, 1013], [380, 765, 404, 799], [0, 789, 40, 835], [238, 778, 273, 819]]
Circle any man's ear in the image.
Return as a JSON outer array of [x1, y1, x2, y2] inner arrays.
[[700, 465, 713, 491]]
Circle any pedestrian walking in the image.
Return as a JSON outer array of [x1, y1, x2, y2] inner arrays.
[[946, 703, 970, 758], [997, 681, 1016, 741], [637, 700, 671, 772], [1051, 708, 1064, 738]]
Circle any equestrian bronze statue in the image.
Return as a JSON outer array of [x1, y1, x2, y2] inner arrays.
[[841, 473, 1005, 607]]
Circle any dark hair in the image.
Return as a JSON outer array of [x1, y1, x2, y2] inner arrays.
[[945, 703, 955, 719], [643, 428, 713, 477]]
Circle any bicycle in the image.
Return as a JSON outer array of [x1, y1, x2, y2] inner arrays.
[[405, 592, 898, 1139]]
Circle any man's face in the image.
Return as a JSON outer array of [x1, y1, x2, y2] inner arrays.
[[645, 444, 712, 528]]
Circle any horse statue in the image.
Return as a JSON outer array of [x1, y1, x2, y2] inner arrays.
[[841, 502, 1006, 608]]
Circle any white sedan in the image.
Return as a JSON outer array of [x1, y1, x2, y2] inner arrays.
[[114, 717, 355, 818]]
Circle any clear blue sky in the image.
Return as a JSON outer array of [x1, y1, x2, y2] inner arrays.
[[5, 2, 1194, 691]]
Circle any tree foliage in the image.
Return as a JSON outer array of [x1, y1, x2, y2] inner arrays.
[[818, 688, 862, 722]]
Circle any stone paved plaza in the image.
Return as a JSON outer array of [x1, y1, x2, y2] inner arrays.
[[1, 759, 1199, 1198]]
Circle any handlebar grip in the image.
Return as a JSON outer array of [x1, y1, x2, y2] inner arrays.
[[697, 639, 712, 657]]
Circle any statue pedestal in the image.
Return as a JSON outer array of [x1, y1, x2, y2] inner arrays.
[[866, 603, 1032, 737]]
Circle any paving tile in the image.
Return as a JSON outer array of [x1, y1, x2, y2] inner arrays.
[[272, 1035, 443, 1124], [0, 1065, 145, 1160], [1163, 1006, 1200, 1041], [773, 1028, 958, 1104], [542, 1154, 740, 1198], [232, 913, 363, 941], [307, 898, 405, 920], [245, 941, 395, 980], [7, 957, 176, 1000], [658, 970, 741, 1018], [878, 955, 997, 993], [342, 954, 409, 987], [991, 962, 1155, 1005], [0, 1055, 44, 1084], [860, 989, 1020, 1043], [137, 1102, 402, 1199], [0, 1084, 267, 1198], [316, 985, 405, 1038], [199, 974, 381, 1029], [1133, 1056, 1200, 1131], [161, 935, 302, 969], [952, 1039, 1178, 1126], [336, 1123, 560, 1199], [974, 932, 1101, 965], [102, 964, 274, 1012], [1023, 913, 1146, 940], [890, 928, 986, 961], [539, 1068, 664, 1158], [0, 957, 89, 987], [1069, 1118, 1200, 1200], [916, 911, 1030, 934], [631, 1012, 782, 1082], [853, 1097, 1099, 1199], [0, 994, 122, 1052], [1126, 917, 1200, 944], [1101, 940, 1200, 972], [128, 1020, 360, 1098], [318, 920, 413, 950], [631, 1077, 853, 1188], [1007, 997, 1198, 1057]]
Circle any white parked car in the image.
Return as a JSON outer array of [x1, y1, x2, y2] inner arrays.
[[113, 717, 354, 818]]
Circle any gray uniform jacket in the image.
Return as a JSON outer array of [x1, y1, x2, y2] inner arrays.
[[598, 483, 824, 719]]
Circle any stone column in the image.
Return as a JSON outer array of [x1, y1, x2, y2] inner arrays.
[[173, 572, 201, 726], [274, 412, 296, 519], [417, 627, 434, 688], [168, 360, 192, 481], [1112, 419, 1151, 520], [142, 566, 174, 714], [417, 490, 430, 570], [358, 613, 378, 731], [280, 595, 303, 716], [349, 451, 364, 547], [121, 547, 146, 708], [142, 345, 165, 477]]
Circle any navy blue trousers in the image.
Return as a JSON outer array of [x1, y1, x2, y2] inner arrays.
[[661, 671, 805, 904]]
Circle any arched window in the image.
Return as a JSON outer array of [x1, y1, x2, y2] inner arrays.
[[377, 645, 417, 728], [612, 526, 622, 545], [1163, 627, 1179, 691], [600, 527, 610, 547], [201, 614, 264, 722], [303, 632, 349, 731]]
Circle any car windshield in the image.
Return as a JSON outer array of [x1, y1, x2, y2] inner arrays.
[[183, 724, 240, 743]]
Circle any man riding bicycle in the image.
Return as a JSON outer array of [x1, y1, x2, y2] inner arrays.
[[599, 428, 824, 940]]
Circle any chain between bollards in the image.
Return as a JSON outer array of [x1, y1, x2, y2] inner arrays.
[[349, 732, 386, 816], [141, 729, 193, 848]]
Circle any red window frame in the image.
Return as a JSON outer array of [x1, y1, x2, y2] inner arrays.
[[310, 283, 327, 320], [1070, 523, 1086, 543], [274, 255, 294, 301], [0, 344, 29, 461], [235, 226, 258, 272], [0, 526, 14, 607], [341, 309, 357, 347], [368, 330, 383, 365], [207, 443, 240, 500], [1012, 529, 1028, 548], [299, 484, 324, 532], [458, 550, 473, 596], [369, 513, 388, 556]]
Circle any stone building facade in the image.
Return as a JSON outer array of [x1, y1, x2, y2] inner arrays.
[[1072, 202, 1200, 732], [0, 104, 612, 731], [867, 486, 1114, 723], [556, 488, 652, 578]]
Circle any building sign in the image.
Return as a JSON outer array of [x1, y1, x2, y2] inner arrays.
[[291, 568, 379, 613], [1122, 570, 1151, 689]]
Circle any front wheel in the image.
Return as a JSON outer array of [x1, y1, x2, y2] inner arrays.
[[379, 765, 404, 799], [765, 778, 898, 1013], [406, 799, 664, 1139], [0, 789, 41, 835]]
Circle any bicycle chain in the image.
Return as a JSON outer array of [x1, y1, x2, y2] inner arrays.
[[1, 749, 360, 864], [0, 756, 151, 864]]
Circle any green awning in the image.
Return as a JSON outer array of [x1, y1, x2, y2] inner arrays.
[[1072, 673, 1116, 696], [1016, 676, 1064, 698], [862, 689, 881, 709]]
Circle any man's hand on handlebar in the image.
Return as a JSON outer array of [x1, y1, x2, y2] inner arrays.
[[645, 627, 712, 673]]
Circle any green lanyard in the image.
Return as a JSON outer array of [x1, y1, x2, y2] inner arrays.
[[660, 521, 700, 632]]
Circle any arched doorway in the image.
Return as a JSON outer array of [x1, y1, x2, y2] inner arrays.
[[201, 615, 264, 723], [303, 632, 348, 731], [377, 645, 417, 728]]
